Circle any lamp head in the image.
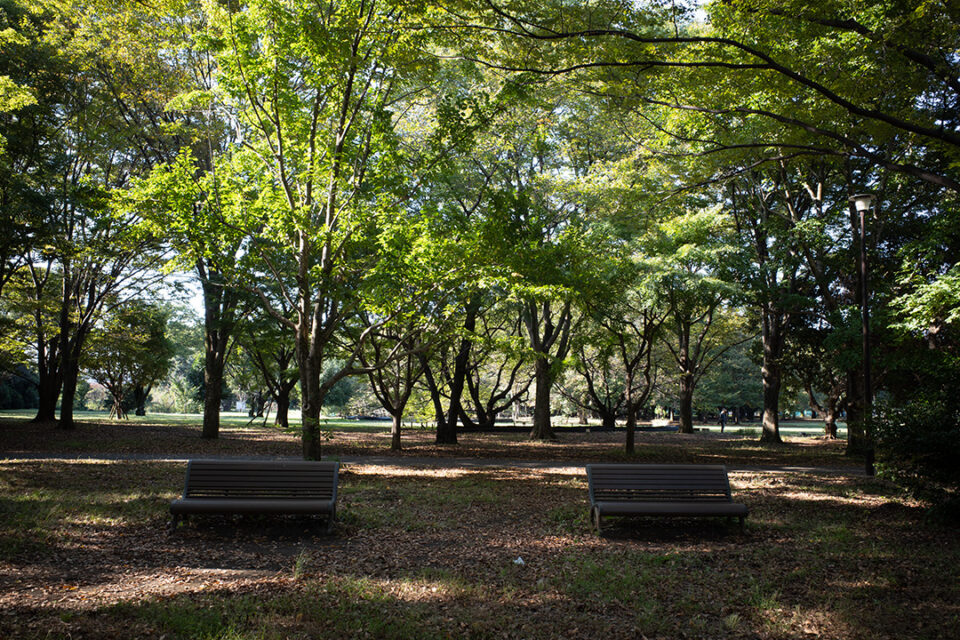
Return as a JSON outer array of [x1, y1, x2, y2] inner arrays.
[[849, 193, 875, 212]]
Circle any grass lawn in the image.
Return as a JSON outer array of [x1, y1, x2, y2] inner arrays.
[[1, 416, 956, 639]]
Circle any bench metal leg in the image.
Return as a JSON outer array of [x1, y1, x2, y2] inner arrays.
[[591, 506, 603, 536]]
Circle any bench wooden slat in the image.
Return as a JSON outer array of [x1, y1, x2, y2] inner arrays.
[[586, 463, 747, 534], [170, 459, 339, 533]]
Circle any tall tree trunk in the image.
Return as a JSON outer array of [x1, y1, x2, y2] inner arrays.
[[299, 329, 323, 460], [391, 413, 402, 451], [806, 382, 840, 439], [198, 260, 239, 440], [437, 302, 478, 445], [419, 356, 446, 432], [300, 376, 322, 460], [110, 392, 127, 420], [33, 371, 59, 423], [624, 370, 636, 454], [625, 410, 636, 454], [58, 353, 81, 430], [275, 390, 291, 430], [202, 358, 223, 439], [760, 362, 782, 442], [678, 373, 695, 434], [760, 307, 784, 444], [530, 356, 555, 440], [823, 397, 839, 439], [675, 318, 695, 434], [134, 384, 148, 416]]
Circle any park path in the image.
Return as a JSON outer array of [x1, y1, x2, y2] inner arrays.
[[0, 451, 866, 476]]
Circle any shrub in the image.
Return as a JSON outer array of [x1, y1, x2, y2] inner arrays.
[[874, 390, 960, 520]]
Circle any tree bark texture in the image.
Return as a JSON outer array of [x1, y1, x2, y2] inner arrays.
[[134, 385, 149, 416], [391, 414, 402, 451], [198, 264, 239, 440], [530, 356, 556, 440], [524, 300, 572, 441], [760, 307, 785, 444], [436, 302, 479, 445], [57, 353, 82, 430], [678, 373, 695, 435], [275, 392, 291, 430]]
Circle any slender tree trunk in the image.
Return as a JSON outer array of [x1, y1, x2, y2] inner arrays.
[[391, 413, 402, 451], [625, 372, 636, 454], [530, 356, 555, 440], [807, 383, 840, 439], [198, 261, 240, 440], [578, 406, 589, 425], [678, 373, 695, 434], [439, 365, 465, 444], [111, 394, 127, 420], [824, 397, 839, 439], [437, 303, 478, 445], [419, 357, 446, 432], [57, 349, 83, 431]]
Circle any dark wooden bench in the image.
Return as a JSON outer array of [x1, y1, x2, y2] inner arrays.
[[170, 460, 339, 533], [586, 463, 748, 534]]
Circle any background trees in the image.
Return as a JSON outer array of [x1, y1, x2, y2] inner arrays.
[[0, 0, 955, 511], [84, 301, 174, 419]]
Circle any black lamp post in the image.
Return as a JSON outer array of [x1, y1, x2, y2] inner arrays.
[[849, 193, 875, 476]]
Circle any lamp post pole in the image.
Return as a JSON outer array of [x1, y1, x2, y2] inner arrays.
[[849, 194, 875, 476]]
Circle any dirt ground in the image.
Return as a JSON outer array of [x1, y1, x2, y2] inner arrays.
[[3, 418, 954, 640]]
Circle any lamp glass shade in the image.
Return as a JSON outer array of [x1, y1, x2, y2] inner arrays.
[[849, 193, 875, 212]]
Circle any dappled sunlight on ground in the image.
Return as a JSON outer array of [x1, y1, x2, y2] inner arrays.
[[2, 428, 955, 639]]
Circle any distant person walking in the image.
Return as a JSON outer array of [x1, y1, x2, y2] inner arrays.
[[719, 408, 727, 433]]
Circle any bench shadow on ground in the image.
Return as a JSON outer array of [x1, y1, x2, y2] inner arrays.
[[178, 513, 339, 541], [172, 514, 343, 569], [596, 517, 747, 543]]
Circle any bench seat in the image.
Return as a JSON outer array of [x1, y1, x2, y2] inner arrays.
[[170, 498, 335, 515], [170, 459, 339, 533], [593, 500, 749, 517], [587, 463, 748, 534]]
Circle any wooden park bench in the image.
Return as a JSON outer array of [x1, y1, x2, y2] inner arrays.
[[170, 460, 339, 533], [586, 463, 748, 534]]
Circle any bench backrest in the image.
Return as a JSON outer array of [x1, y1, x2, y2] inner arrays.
[[182, 460, 339, 501], [587, 464, 733, 504]]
